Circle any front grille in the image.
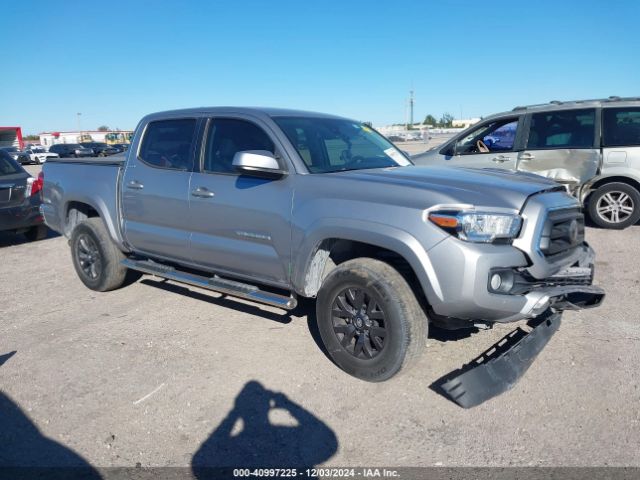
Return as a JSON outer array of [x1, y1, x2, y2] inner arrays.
[[539, 207, 585, 257]]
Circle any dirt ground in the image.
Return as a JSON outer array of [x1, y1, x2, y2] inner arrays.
[[0, 164, 638, 471]]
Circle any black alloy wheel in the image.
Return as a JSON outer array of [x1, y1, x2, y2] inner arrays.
[[331, 287, 387, 359]]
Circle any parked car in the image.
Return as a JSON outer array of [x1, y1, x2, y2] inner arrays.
[[80, 142, 119, 157], [0, 150, 48, 241], [48, 144, 94, 158], [41, 107, 604, 406], [110, 143, 130, 153], [413, 96, 640, 229], [0, 146, 22, 161], [21, 149, 60, 165]]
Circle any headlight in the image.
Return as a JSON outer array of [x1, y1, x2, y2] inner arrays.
[[428, 210, 522, 243]]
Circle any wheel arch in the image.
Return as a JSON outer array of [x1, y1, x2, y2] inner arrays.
[[581, 174, 640, 203], [63, 197, 125, 250], [293, 221, 443, 308]]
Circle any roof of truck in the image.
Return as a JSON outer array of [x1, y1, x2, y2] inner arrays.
[[142, 107, 351, 121]]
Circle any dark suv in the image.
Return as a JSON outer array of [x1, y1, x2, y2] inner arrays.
[[80, 142, 119, 157], [49, 144, 94, 158]]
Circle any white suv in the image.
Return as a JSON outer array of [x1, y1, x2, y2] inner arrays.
[[413, 96, 640, 229]]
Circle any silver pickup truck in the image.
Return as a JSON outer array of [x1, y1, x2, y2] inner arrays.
[[42, 107, 604, 407]]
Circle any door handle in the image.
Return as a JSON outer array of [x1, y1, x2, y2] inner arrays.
[[126, 180, 144, 190], [492, 155, 511, 163], [520, 153, 535, 160], [191, 187, 215, 198]]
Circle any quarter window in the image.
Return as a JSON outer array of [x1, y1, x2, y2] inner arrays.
[[203, 119, 275, 174], [527, 109, 595, 149], [603, 108, 640, 147], [138, 119, 196, 170]]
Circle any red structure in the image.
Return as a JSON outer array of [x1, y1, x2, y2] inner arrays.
[[0, 127, 24, 149]]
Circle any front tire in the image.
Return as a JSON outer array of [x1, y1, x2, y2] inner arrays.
[[316, 258, 427, 382], [587, 182, 640, 229], [70, 218, 129, 291]]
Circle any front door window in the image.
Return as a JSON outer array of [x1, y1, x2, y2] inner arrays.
[[456, 119, 519, 155]]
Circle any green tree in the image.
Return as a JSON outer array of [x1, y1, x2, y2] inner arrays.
[[439, 113, 454, 128], [97, 125, 110, 132], [423, 114, 437, 126], [23, 134, 39, 141]]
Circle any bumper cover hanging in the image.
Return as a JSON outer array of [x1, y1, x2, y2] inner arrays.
[[432, 311, 562, 408]]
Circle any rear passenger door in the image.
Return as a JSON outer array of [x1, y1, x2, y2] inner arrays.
[[121, 118, 198, 262], [517, 108, 600, 189]]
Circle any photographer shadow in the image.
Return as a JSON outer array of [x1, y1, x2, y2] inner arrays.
[[0, 351, 101, 479], [192, 381, 338, 479]]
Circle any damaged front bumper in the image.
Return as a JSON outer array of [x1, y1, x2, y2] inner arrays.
[[433, 311, 562, 408], [495, 244, 605, 322]]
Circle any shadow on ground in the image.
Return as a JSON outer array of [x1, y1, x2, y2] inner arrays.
[[192, 380, 338, 479], [0, 351, 101, 479], [140, 278, 302, 325], [0, 228, 59, 249]]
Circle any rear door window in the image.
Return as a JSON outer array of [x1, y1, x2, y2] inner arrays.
[[138, 119, 197, 170], [603, 107, 640, 147], [527, 109, 596, 149]]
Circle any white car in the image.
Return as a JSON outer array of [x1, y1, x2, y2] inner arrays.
[[23, 148, 59, 164]]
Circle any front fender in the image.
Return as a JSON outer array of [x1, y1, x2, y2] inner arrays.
[[292, 217, 445, 304]]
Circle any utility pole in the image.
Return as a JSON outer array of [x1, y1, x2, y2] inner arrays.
[[409, 87, 413, 126], [77, 112, 82, 142]]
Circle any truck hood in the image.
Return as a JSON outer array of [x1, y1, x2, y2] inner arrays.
[[329, 165, 563, 211]]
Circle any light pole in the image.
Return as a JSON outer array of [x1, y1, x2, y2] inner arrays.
[[77, 113, 82, 142]]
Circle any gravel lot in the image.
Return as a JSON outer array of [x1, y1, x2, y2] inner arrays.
[[1, 163, 639, 471]]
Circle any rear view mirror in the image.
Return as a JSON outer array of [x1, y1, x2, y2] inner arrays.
[[232, 151, 285, 178]]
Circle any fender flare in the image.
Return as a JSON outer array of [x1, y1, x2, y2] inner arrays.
[[63, 194, 126, 250], [292, 218, 444, 303]]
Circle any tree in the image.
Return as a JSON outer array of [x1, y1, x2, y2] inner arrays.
[[423, 114, 437, 126], [97, 125, 110, 132], [23, 134, 39, 141], [438, 113, 454, 128]]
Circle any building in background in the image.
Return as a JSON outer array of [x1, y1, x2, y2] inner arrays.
[[452, 118, 481, 129], [0, 126, 24, 149], [39, 130, 133, 147]]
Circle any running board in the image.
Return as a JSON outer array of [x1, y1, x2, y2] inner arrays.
[[121, 258, 297, 310]]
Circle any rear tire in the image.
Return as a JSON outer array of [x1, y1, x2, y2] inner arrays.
[[70, 218, 129, 291], [24, 225, 48, 242], [587, 182, 640, 229], [316, 258, 427, 382]]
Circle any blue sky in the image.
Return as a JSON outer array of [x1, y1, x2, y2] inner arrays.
[[2, 0, 639, 134]]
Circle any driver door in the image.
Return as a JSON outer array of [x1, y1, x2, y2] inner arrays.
[[441, 117, 522, 170]]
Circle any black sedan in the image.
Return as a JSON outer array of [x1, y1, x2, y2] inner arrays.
[[0, 151, 47, 241]]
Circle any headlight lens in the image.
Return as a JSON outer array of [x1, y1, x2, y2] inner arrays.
[[428, 211, 522, 243]]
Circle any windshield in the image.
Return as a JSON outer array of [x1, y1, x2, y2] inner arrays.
[[274, 117, 412, 173]]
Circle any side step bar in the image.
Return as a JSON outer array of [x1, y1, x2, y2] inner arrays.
[[122, 258, 297, 310]]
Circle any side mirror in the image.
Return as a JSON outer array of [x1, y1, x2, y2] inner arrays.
[[232, 150, 285, 178]]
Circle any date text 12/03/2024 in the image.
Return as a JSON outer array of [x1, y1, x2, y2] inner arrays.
[[232, 468, 399, 478]]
